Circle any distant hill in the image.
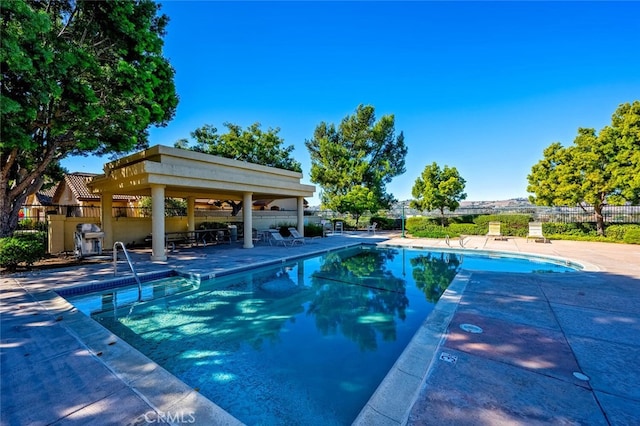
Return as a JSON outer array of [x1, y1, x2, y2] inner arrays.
[[460, 198, 533, 208], [307, 198, 535, 212]]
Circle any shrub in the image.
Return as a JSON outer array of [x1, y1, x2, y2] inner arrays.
[[622, 226, 640, 244], [604, 224, 628, 241], [370, 216, 396, 230], [540, 233, 614, 243], [623, 229, 640, 244], [0, 232, 47, 271], [449, 215, 479, 225], [198, 221, 228, 230], [17, 218, 35, 230], [409, 225, 451, 238], [406, 217, 437, 234], [406, 216, 482, 238], [542, 222, 598, 237], [275, 222, 296, 237], [323, 218, 355, 230], [276, 222, 325, 238], [304, 223, 324, 238], [448, 223, 483, 236]]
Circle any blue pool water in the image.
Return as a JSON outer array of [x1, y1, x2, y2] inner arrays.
[[67, 246, 576, 425]]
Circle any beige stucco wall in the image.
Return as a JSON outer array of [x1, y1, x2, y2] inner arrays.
[[56, 186, 75, 205], [46, 216, 144, 253], [48, 212, 321, 253], [47, 216, 102, 254]]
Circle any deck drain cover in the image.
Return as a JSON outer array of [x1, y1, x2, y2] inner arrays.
[[573, 372, 590, 381], [439, 352, 458, 364], [460, 323, 483, 334]]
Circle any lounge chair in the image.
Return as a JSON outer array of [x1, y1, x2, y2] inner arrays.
[[287, 228, 306, 245], [486, 222, 507, 241], [366, 222, 377, 234], [527, 222, 549, 243], [268, 229, 293, 247]]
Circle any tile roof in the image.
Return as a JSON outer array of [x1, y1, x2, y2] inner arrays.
[[52, 172, 139, 202], [34, 183, 59, 205], [64, 172, 99, 200]]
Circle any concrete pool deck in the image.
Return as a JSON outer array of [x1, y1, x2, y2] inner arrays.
[[2, 233, 639, 425]]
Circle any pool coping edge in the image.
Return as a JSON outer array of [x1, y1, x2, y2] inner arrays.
[[27, 285, 245, 425]]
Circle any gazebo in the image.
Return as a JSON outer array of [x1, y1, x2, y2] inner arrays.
[[88, 145, 315, 260]]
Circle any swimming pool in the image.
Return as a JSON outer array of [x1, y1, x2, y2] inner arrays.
[[66, 246, 577, 425]]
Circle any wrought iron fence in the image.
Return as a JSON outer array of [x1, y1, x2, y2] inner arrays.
[[403, 205, 640, 224], [21, 205, 184, 218], [310, 204, 640, 226], [21, 203, 640, 225]]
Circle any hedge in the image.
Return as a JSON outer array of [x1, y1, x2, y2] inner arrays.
[[448, 223, 482, 236], [541, 222, 598, 236], [406, 217, 440, 234], [623, 227, 640, 244], [406, 215, 640, 244], [605, 224, 640, 243], [406, 220, 482, 238], [407, 225, 452, 238], [370, 216, 397, 230]]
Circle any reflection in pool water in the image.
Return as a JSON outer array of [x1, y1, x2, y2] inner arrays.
[[67, 246, 575, 425]]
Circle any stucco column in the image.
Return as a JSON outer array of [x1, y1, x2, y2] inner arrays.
[[297, 196, 305, 237], [186, 197, 195, 232], [47, 215, 66, 254], [151, 184, 167, 261], [101, 193, 113, 248], [242, 192, 254, 248]]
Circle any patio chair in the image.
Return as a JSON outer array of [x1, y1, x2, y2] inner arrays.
[[366, 222, 377, 234], [334, 221, 343, 235], [527, 222, 549, 243], [251, 229, 261, 245], [287, 228, 306, 245], [268, 229, 293, 247], [215, 229, 231, 245]]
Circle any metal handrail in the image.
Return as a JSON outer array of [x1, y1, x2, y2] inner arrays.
[[113, 241, 142, 299]]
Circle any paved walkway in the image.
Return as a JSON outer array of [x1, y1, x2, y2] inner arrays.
[[2, 233, 639, 425]]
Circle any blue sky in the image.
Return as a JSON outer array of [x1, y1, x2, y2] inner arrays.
[[62, 1, 640, 205]]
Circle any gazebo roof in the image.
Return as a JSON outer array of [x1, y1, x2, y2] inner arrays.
[[88, 145, 315, 201]]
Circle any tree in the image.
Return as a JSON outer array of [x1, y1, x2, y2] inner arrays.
[[175, 122, 302, 172], [339, 185, 379, 226], [175, 122, 302, 215], [305, 105, 407, 225], [410, 162, 467, 226], [140, 197, 186, 217], [0, 0, 178, 237], [527, 101, 640, 236]]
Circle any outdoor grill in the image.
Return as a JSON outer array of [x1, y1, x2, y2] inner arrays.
[[74, 223, 105, 258]]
